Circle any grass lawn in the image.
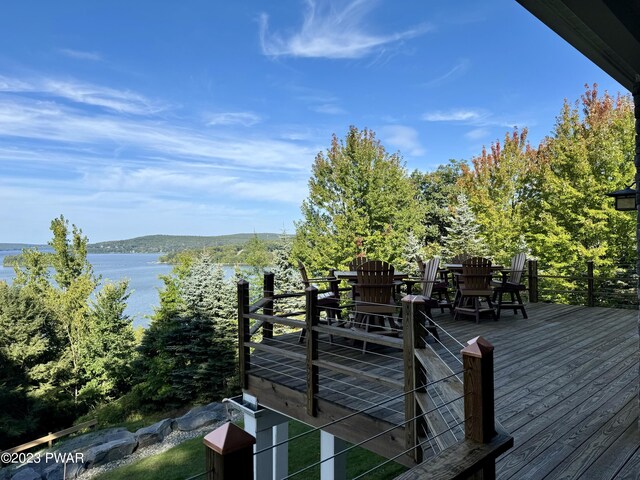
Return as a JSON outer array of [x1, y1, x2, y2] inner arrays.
[[94, 420, 406, 480]]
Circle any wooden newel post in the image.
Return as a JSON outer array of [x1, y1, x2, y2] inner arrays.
[[204, 422, 256, 480], [586, 261, 595, 307], [263, 272, 274, 339], [402, 295, 427, 463], [237, 279, 250, 390], [306, 286, 319, 416], [527, 260, 538, 303], [461, 337, 495, 444]]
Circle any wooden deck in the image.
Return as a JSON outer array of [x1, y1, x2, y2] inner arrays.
[[246, 302, 639, 479]]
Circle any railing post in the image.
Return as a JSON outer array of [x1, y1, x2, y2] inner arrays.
[[204, 422, 255, 480], [237, 280, 250, 390], [263, 272, 274, 338], [461, 336, 496, 479], [402, 295, 426, 463], [528, 260, 538, 303], [586, 260, 595, 307], [305, 286, 319, 416]]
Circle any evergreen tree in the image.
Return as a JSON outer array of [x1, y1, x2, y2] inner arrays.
[[268, 234, 303, 314], [79, 280, 136, 405], [443, 194, 488, 258], [402, 231, 423, 277], [138, 254, 237, 404]]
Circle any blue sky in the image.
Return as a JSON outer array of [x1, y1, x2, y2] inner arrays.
[[0, 0, 625, 243]]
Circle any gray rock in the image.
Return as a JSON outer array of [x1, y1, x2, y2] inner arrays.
[[9, 468, 40, 480], [41, 458, 85, 480], [172, 403, 226, 431], [54, 428, 133, 454], [84, 438, 137, 468], [135, 419, 173, 449]]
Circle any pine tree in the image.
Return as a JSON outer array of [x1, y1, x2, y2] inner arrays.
[[268, 234, 304, 314], [443, 194, 488, 258], [79, 280, 136, 405]]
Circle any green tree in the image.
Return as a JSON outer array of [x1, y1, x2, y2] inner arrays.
[[459, 128, 539, 264], [443, 194, 488, 258], [138, 254, 237, 405], [411, 160, 465, 253], [530, 85, 635, 284], [79, 280, 136, 405], [293, 126, 424, 273]]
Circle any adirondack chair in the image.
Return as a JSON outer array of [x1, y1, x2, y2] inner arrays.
[[454, 257, 497, 323], [413, 257, 446, 341], [355, 260, 399, 353], [297, 260, 341, 343], [349, 256, 369, 270], [492, 252, 528, 319], [415, 255, 453, 313]]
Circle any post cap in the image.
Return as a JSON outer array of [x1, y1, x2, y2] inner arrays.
[[460, 336, 494, 358], [401, 294, 426, 304], [203, 422, 256, 455]]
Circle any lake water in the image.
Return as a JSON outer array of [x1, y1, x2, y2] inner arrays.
[[0, 251, 236, 328]]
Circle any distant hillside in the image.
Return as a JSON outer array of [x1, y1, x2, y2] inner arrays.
[[0, 243, 45, 251], [87, 233, 284, 253]]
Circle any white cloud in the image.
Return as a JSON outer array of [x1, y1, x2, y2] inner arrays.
[[422, 109, 485, 122], [465, 128, 490, 140], [58, 48, 103, 61], [423, 59, 470, 87], [312, 103, 346, 115], [0, 75, 165, 115], [259, 0, 431, 59], [379, 125, 425, 156], [206, 111, 262, 126], [0, 98, 315, 171]]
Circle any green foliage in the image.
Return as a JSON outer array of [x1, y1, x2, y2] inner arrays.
[[443, 194, 488, 258], [0, 216, 135, 447], [137, 254, 237, 406], [293, 126, 424, 273], [79, 280, 137, 406], [243, 233, 272, 272], [460, 128, 538, 264], [411, 160, 465, 250]]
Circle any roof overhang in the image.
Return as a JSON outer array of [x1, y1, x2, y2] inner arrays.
[[516, 0, 640, 91]]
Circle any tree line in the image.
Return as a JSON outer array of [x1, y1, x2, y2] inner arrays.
[[294, 85, 636, 295]]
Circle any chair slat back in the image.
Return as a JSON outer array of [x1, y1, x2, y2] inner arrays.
[[509, 253, 526, 284], [421, 257, 441, 298], [461, 257, 492, 289], [349, 256, 369, 271], [356, 260, 395, 304], [297, 260, 310, 287]]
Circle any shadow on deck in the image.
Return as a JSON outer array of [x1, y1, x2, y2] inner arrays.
[[245, 302, 639, 479]]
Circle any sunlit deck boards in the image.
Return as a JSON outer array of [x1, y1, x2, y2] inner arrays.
[[246, 302, 639, 478]]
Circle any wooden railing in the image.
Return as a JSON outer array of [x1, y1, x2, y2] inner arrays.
[[526, 260, 638, 308], [0, 418, 98, 457], [236, 272, 513, 479]]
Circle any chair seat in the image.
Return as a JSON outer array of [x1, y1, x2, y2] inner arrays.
[[493, 282, 526, 292], [459, 288, 493, 296]]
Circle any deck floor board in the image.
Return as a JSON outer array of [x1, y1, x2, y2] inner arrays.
[[247, 302, 639, 479]]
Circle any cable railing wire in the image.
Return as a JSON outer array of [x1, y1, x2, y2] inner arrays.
[[419, 311, 465, 348], [418, 323, 463, 367], [251, 355, 404, 416], [183, 469, 212, 480], [349, 417, 469, 480], [251, 370, 466, 457], [284, 406, 469, 479]]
